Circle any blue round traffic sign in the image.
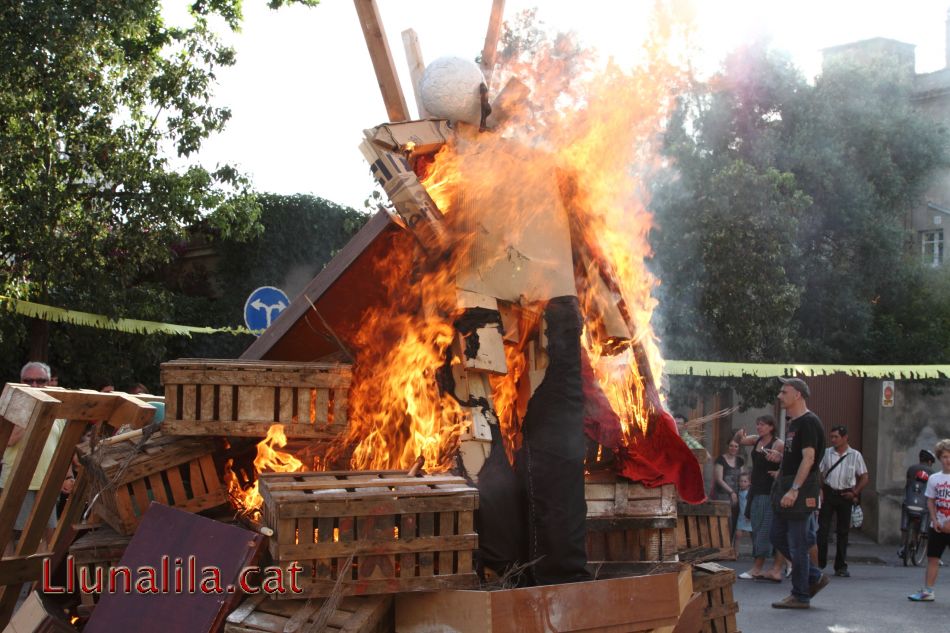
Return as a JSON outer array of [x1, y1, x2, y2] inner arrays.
[[244, 286, 290, 334]]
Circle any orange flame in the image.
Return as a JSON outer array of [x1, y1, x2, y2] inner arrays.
[[225, 423, 303, 518], [333, 3, 692, 468]]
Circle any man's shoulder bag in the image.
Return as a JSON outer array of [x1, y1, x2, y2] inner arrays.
[[771, 471, 820, 519]]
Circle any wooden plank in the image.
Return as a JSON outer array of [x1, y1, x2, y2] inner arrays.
[[353, 0, 410, 123], [274, 534, 477, 563], [163, 419, 342, 439], [417, 513, 434, 578], [277, 387, 294, 423], [130, 479, 151, 519], [332, 388, 348, 426], [182, 385, 197, 422], [357, 515, 395, 580], [218, 384, 233, 425], [480, 0, 506, 84], [314, 389, 330, 426], [147, 473, 169, 506], [0, 400, 57, 554], [199, 384, 215, 421], [161, 368, 351, 389], [189, 459, 208, 496], [197, 454, 222, 494], [165, 465, 188, 506], [456, 510, 473, 574], [264, 495, 477, 520], [401, 29, 429, 119], [16, 419, 87, 556]]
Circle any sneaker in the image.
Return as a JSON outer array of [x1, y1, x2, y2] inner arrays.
[[772, 595, 810, 609], [809, 574, 830, 598], [908, 589, 935, 602]]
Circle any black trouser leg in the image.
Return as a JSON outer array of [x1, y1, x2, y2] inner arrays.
[[833, 495, 852, 572], [817, 496, 834, 569]]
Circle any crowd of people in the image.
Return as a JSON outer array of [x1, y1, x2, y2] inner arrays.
[[682, 376, 950, 609]]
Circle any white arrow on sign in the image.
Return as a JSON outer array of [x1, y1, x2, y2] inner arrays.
[[250, 298, 287, 328]]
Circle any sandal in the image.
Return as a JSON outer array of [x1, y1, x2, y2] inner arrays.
[[755, 574, 783, 583], [738, 572, 758, 580]]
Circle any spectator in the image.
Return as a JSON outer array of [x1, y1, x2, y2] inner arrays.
[[712, 438, 744, 537], [735, 471, 753, 547], [817, 425, 868, 577], [908, 439, 950, 602], [2, 362, 66, 552], [734, 415, 787, 581]]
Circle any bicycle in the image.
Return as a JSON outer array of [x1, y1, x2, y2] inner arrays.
[[901, 508, 928, 566]]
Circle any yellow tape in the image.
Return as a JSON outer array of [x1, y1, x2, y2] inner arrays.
[[663, 360, 950, 379], [0, 296, 259, 337], [3, 296, 946, 378]]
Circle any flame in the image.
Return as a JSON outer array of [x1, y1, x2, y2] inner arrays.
[[225, 424, 303, 518], [333, 3, 692, 468]]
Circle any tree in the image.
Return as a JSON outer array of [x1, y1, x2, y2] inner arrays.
[[0, 0, 315, 363], [651, 41, 950, 407]]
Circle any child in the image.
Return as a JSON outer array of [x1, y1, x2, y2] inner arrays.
[[909, 438, 950, 601], [735, 471, 752, 548]]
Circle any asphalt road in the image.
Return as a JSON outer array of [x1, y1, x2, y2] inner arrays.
[[724, 537, 949, 633]]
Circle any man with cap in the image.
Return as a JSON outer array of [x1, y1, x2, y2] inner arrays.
[[770, 377, 829, 609]]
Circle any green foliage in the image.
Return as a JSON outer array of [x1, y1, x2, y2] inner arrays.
[[652, 41, 950, 407], [0, 0, 263, 351]]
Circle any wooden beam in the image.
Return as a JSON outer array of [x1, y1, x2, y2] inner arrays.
[[480, 0, 506, 86], [401, 28, 429, 119], [353, 0, 410, 122]]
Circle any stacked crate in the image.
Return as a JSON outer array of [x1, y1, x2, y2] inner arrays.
[[675, 500, 736, 561], [161, 359, 351, 439], [81, 431, 228, 535], [259, 471, 479, 597], [691, 562, 740, 633], [584, 472, 678, 563]]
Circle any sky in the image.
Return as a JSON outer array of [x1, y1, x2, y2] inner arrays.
[[163, 0, 950, 211]]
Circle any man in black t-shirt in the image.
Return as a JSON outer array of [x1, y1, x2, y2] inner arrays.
[[770, 377, 829, 609]]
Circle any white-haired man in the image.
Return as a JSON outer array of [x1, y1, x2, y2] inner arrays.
[[1, 362, 66, 552]]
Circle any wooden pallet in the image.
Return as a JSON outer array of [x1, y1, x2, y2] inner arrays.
[[225, 594, 392, 633], [585, 472, 676, 518], [691, 562, 740, 633], [0, 385, 157, 629], [68, 527, 132, 608], [676, 501, 736, 561], [259, 470, 479, 598], [80, 431, 228, 535], [161, 359, 351, 438], [586, 516, 678, 563]]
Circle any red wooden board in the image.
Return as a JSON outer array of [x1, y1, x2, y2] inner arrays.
[[85, 503, 264, 633]]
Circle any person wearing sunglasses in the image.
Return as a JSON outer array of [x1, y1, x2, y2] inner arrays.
[[1, 362, 66, 553]]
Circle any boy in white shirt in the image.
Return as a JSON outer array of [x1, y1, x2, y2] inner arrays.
[[908, 438, 950, 601]]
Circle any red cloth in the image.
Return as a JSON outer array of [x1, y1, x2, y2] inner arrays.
[[615, 409, 706, 504], [580, 352, 706, 504]]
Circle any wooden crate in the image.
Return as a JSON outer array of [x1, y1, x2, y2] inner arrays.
[[676, 501, 736, 561], [225, 594, 392, 633], [68, 527, 132, 608], [586, 516, 677, 563], [82, 431, 228, 535], [259, 471, 479, 598], [396, 562, 693, 633], [691, 562, 740, 633], [585, 472, 676, 518], [161, 359, 351, 438]]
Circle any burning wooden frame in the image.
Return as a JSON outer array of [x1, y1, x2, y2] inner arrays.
[[259, 471, 478, 597]]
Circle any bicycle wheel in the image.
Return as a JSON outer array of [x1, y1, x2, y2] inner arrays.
[[913, 531, 928, 566], [903, 523, 915, 567]]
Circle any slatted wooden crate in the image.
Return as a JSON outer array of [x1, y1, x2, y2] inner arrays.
[[68, 527, 132, 608], [676, 501, 736, 561], [586, 516, 677, 563], [585, 472, 676, 518], [225, 594, 392, 633], [259, 471, 479, 598], [81, 431, 228, 535], [691, 562, 740, 633], [161, 359, 351, 438]]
